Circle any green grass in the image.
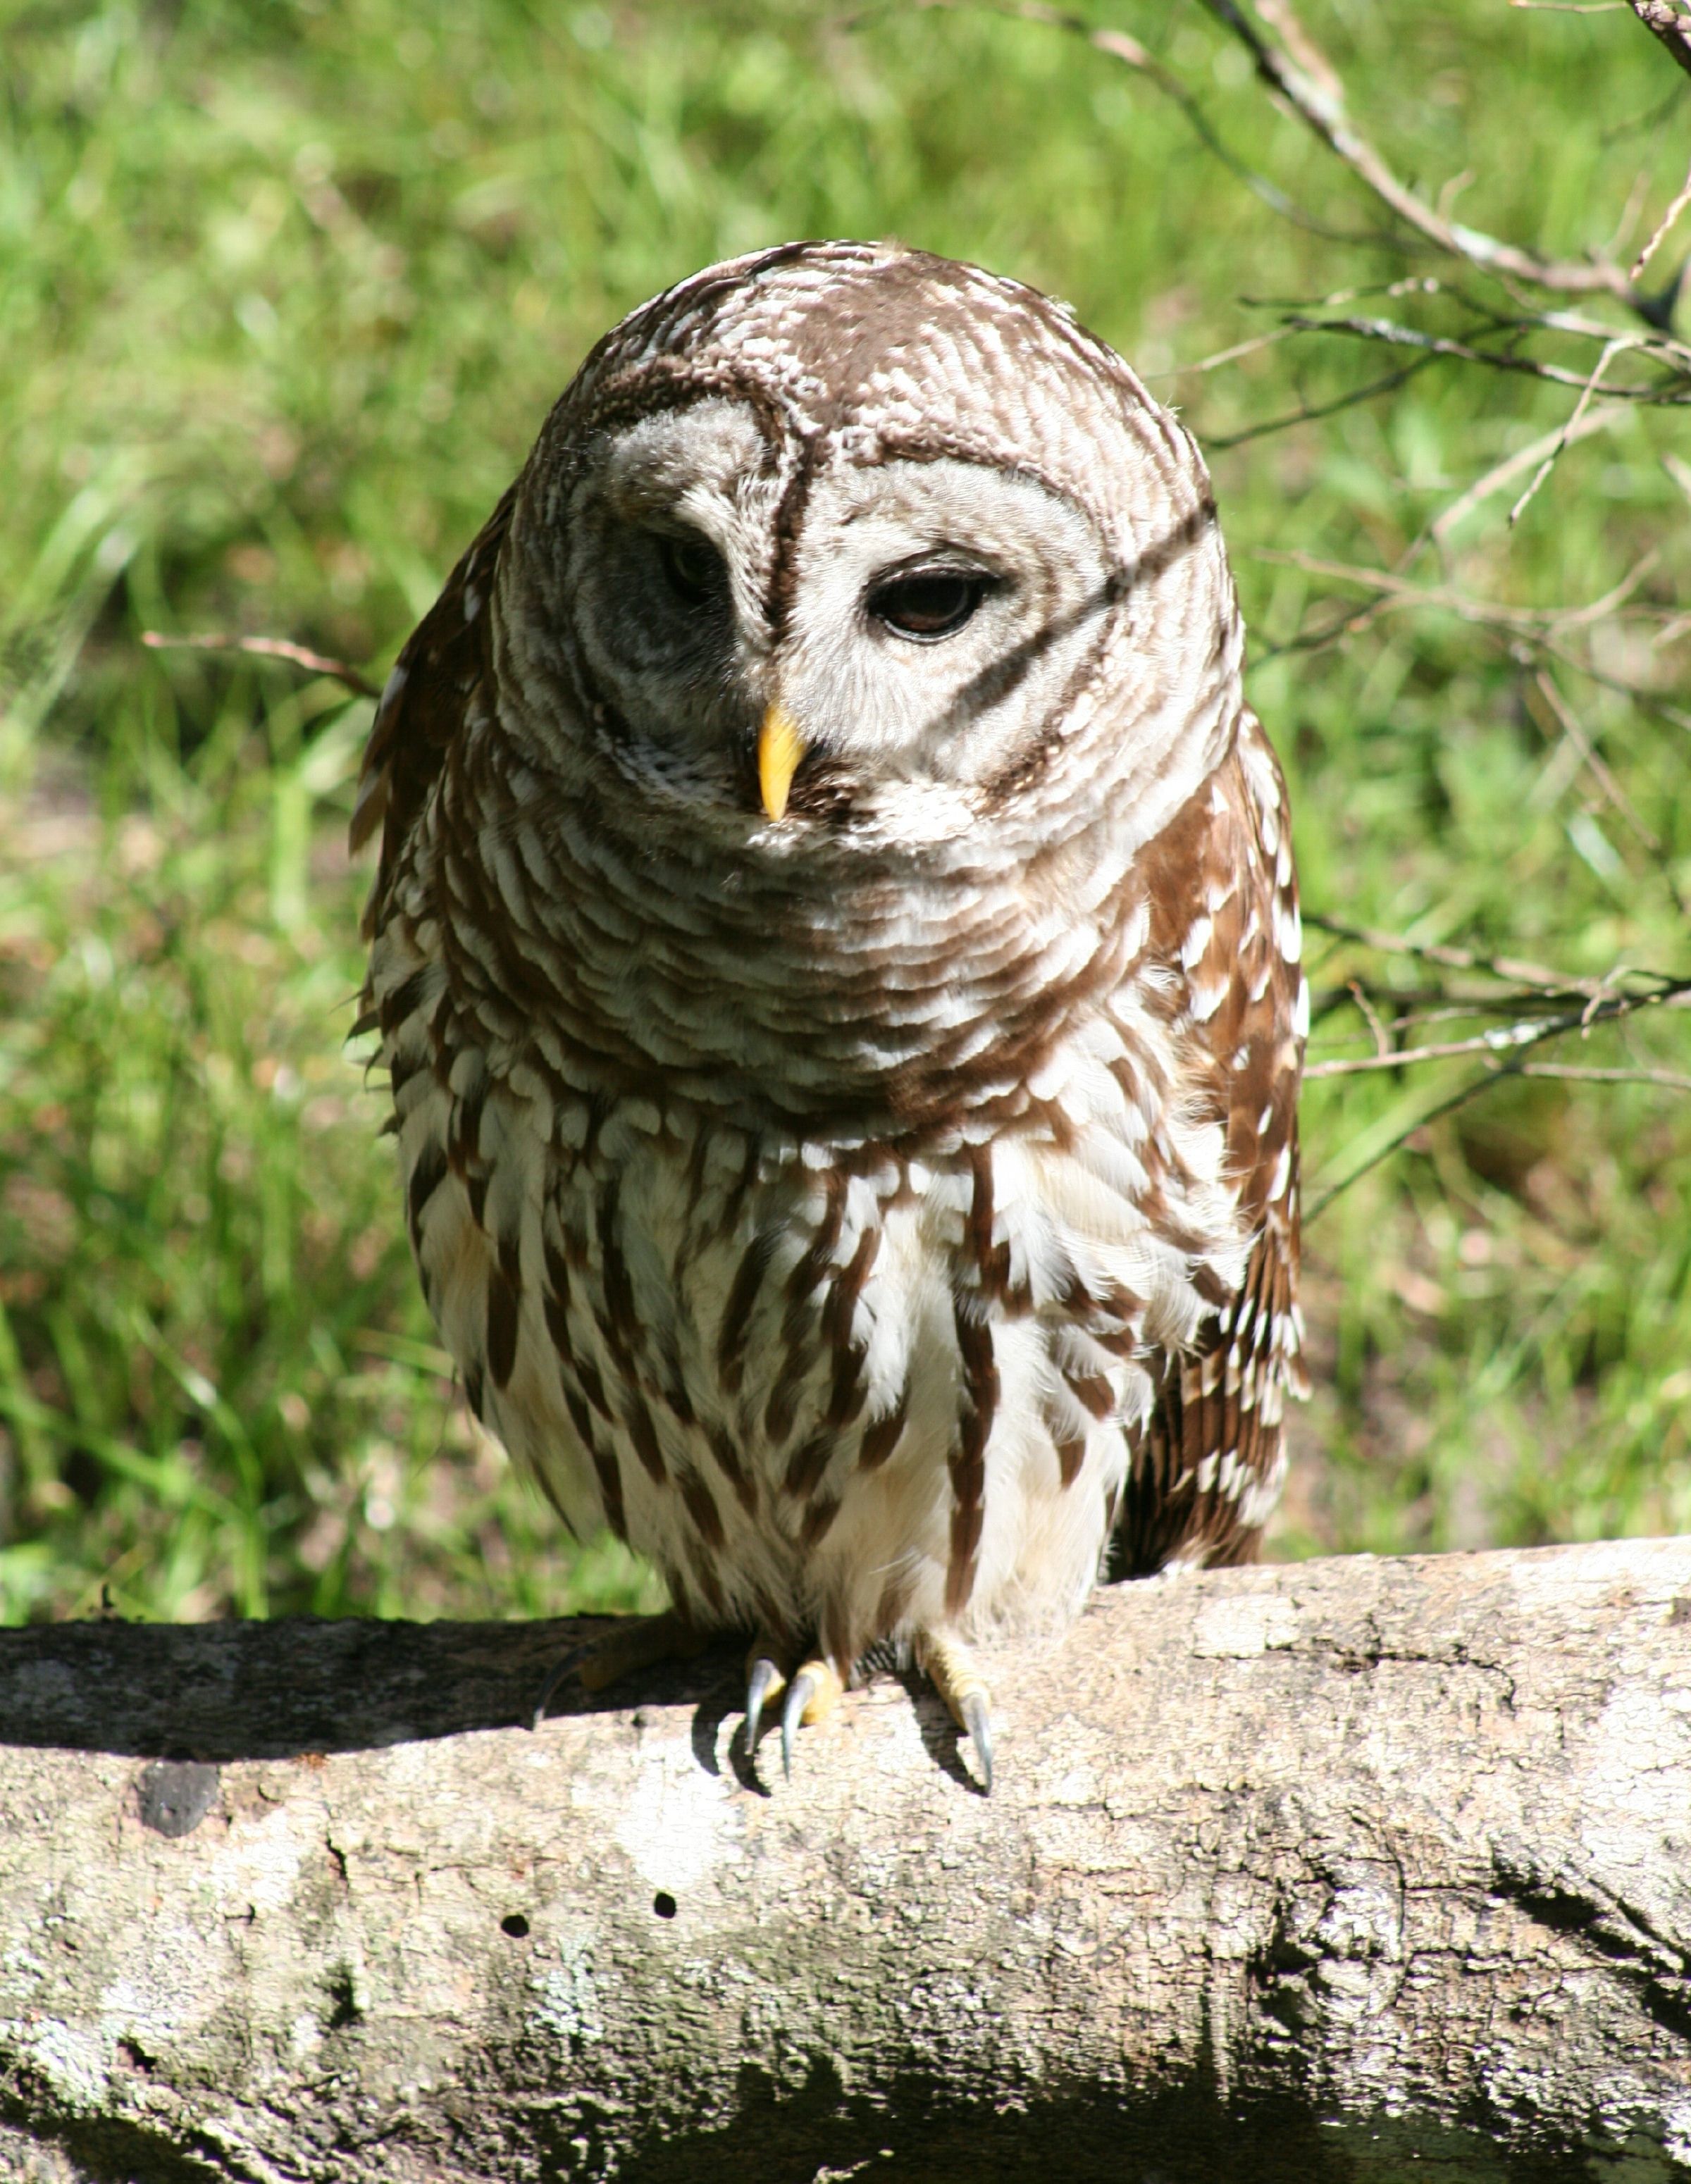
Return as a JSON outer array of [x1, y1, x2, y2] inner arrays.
[[3, 0, 1688, 1623]]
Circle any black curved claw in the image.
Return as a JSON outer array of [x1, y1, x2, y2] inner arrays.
[[781, 1668, 817, 1781], [745, 1655, 781, 1752], [531, 1646, 588, 1731], [961, 1690, 994, 1794]]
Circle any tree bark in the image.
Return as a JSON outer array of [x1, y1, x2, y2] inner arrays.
[[2, 1539, 1690, 2183]]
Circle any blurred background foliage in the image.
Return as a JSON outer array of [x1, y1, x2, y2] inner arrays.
[[1, 0, 1687, 1623]]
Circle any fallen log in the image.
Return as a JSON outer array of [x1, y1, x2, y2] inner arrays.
[[1, 1538, 1689, 2182]]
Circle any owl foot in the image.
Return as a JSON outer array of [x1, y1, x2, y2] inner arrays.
[[743, 1634, 789, 1752], [779, 1656, 845, 1780], [915, 1631, 994, 1793], [531, 1608, 706, 1727]]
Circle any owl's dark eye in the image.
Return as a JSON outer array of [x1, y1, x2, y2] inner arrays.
[[655, 530, 724, 608], [868, 565, 994, 643]]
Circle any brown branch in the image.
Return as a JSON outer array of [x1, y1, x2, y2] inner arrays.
[[1508, 338, 1634, 524], [1527, 669, 1665, 858], [1303, 976, 1689, 1075], [141, 631, 382, 700], [899, 0, 1379, 242], [1627, 0, 1691, 78], [1520, 1061, 1691, 1088], [1302, 910, 1613, 993], [1427, 402, 1625, 548], [1252, 547, 1665, 648], [1196, 0, 1644, 305], [1281, 311, 1689, 396], [1630, 151, 1691, 280], [6, 1549, 1691, 2176]]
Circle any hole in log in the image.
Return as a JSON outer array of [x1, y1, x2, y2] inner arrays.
[[652, 1891, 677, 1920]]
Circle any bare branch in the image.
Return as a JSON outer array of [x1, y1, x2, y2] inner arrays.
[[1204, 355, 1437, 447], [1304, 967, 1691, 1075], [141, 631, 381, 700], [1631, 151, 1691, 281], [1303, 1025, 1691, 1211], [1303, 1065, 1532, 1216], [8, 1551, 1691, 2175], [1519, 1062, 1691, 1088], [1347, 978, 1394, 1060], [1626, 0, 1691, 78], [1303, 914, 1582, 992], [1303, 908, 1691, 1210], [1252, 547, 1666, 650], [1428, 402, 1624, 548], [1282, 311, 1688, 397], [1195, 0, 1644, 306], [1509, 338, 1634, 524], [900, 0, 1380, 242], [1527, 668, 1665, 859]]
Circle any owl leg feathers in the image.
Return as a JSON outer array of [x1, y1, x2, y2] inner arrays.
[[915, 1630, 994, 1794], [531, 1608, 707, 1727]]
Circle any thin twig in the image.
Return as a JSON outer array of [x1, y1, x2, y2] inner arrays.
[[1194, 0, 1642, 306], [1509, 337, 1633, 523], [1428, 402, 1623, 547], [1282, 312, 1688, 397], [1306, 999, 1652, 1075], [897, 0, 1385, 243], [1306, 1040, 1691, 1217], [1631, 151, 1691, 282], [1520, 1062, 1691, 1088], [1251, 547, 1664, 646], [1528, 669, 1664, 856], [1302, 910, 1687, 998], [141, 632, 381, 700], [1204, 357, 1437, 447], [1304, 1067, 1527, 1220], [1349, 979, 1394, 1060], [1534, 302, 1691, 370]]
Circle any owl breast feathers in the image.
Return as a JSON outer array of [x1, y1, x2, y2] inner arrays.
[[353, 241, 1306, 1768]]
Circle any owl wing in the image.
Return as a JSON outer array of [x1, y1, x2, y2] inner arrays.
[[1112, 709, 1308, 1576], [350, 485, 517, 938]]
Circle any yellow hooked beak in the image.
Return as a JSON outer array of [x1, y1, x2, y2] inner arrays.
[[757, 700, 807, 823]]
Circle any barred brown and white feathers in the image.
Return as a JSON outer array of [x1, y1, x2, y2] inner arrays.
[[354, 242, 1306, 1767]]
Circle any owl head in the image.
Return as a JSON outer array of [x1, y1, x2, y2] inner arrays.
[[495, 242, 1243, 868]]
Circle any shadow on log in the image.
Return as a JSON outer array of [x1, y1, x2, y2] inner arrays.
[[2, 1540, 1690, 2183]]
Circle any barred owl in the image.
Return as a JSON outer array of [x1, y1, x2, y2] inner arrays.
[[353, 242, 1306, 1788]]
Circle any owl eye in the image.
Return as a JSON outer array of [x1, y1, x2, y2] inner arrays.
[[868, 565, 994, 643], [655, 530, 724, 608]]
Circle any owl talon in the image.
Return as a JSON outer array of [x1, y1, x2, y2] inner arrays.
[[779, 1657, 844, 1779], [960, 1689, 994, 1794], [916, 1631, 995, 1794], [531, 1608, 704, 1725], [531, 1650, 582, 1731], [744, 1639, 788, 1751]]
